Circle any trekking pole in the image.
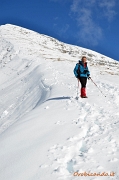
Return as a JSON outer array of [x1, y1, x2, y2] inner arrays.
[[90, 78, 106, 97], [76, 79, 79, 99]]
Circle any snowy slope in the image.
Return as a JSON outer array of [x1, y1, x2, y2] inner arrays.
[[0, 24, 119, 180]]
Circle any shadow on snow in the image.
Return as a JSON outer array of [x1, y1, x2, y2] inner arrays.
[[46, 96, 70, 101]]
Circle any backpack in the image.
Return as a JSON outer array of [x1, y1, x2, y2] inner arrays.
[[77, 63, 80, 75]]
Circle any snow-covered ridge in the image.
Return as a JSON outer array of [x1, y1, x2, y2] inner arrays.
[[0, 24, 119, 66]]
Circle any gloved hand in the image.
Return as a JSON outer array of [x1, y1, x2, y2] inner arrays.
[[88, 76, 91, 80], [84, 70, 88, 74]]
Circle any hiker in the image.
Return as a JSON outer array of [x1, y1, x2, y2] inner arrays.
[[74, 56, 91, 98]]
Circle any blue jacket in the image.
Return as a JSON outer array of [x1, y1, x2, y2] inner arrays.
[[74, 61, 90, 78]]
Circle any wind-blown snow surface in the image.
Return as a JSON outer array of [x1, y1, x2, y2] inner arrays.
[[0, 24, 119, 180]]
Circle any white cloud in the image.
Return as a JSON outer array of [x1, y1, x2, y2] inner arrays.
[[70, 0, 117, 45], [77, 22, 102, 46], [70, 0, 102, 45], [71, 0, 80, 12], [76, 8, 102, 45], [51, 0, 117, 45], [71, 0, 95, 12], [98, 0, 117, 21]]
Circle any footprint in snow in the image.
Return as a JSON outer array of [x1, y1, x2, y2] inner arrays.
[[44, 106, 49, 109], [110, 158, 118, 162], [55, 120, 65, 125]]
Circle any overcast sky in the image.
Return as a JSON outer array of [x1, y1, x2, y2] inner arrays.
[[0, 0, 119, 61]]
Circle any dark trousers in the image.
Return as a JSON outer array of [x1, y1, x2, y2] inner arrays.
[[79, 77, 87, 88]]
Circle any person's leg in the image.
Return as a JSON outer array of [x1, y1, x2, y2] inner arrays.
[[80, 77, 87, 88], [79, 77, 84, 87], [80, 77, 87, 97], [83, 77, 87, 88]]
